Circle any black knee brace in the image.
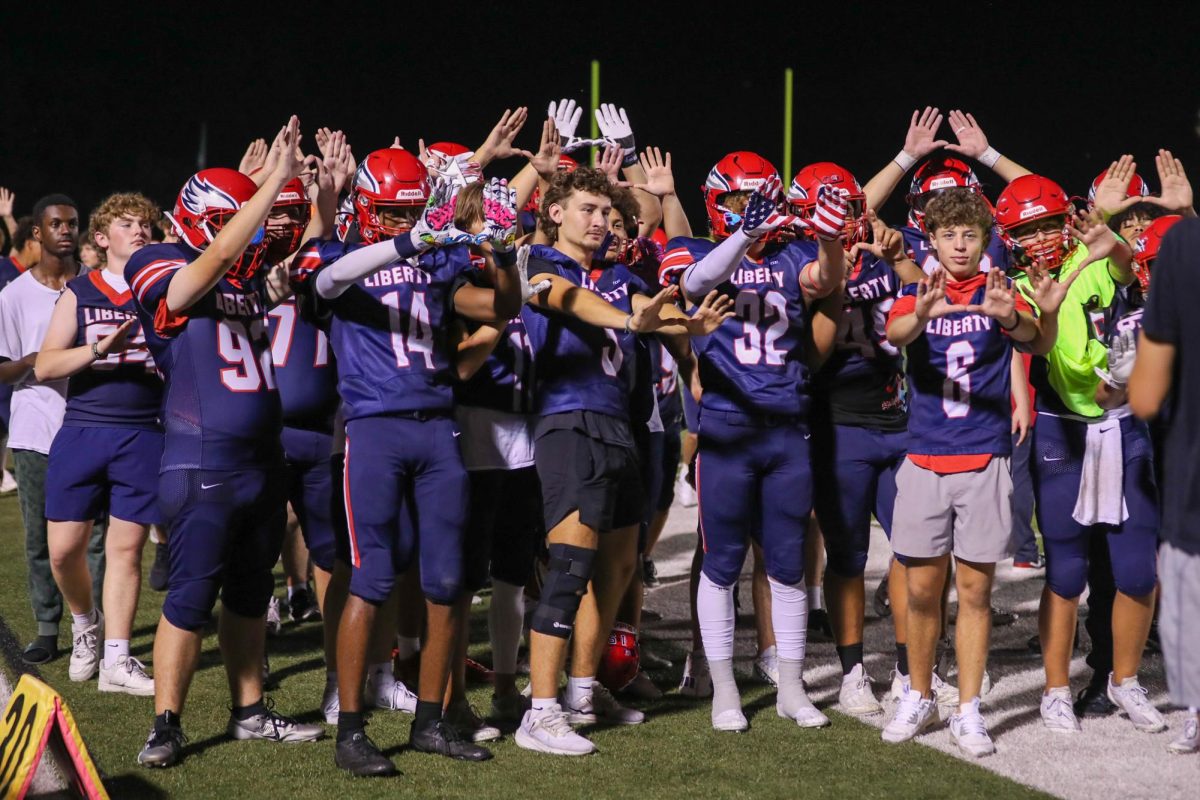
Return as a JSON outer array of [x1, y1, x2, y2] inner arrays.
[[530, 543, 595, 639]]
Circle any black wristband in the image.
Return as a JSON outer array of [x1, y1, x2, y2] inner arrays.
[[999, 311, 1020, 331], [494, 247, 517, 268]]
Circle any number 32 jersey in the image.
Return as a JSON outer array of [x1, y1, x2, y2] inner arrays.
[[664, 237, 819, 417], [125, 242, 282, 471]]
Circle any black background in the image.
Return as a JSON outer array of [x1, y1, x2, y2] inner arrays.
[[2, 2, 1197, 227]]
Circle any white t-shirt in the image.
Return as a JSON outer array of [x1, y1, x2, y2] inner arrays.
[[0, 271, 71, 454]]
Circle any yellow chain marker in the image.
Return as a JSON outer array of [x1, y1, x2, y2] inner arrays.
[[0, 674, 107, 800]]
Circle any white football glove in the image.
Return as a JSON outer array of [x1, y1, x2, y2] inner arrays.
[[1095, 328, 1138, 388], [517, 245, 551, 304], [595, 103, 638, 167], [548, 98, 583, 147]]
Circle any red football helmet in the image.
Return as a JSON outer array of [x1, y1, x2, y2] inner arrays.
[[523, 154, 579, 213], [597, 622, 640, 692], [906, 156, 983, 231], [264, 177, 312, 264], [334, 194, 355, 242], [1132, 214, 1182, 292], [787, 161, 868, 247], [167, 167, 267, 280], [1087, 168, 1150, 208], [702, 151, 781, 240], [352, 149, 430, 244], [995, 175, 1075, 268]]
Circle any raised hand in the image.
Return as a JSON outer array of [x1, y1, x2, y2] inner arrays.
[[1027, 257, 1082, 315], [801, 184, 850, 241], [548, 98, 583, 148], [476, 107, 533, 166], [1147, 149, 1194, 214], [1096, 328, 1138, 387], [596, 143, 623, 184], [268, 116, 305, 183], [412, 180, 486, 250], [482, 178, 519, 253], [965, 268, 1017, 321], [0, 186, 13, 218], [690, 289, 736, 334], [902, 106, 948, 160], [96, 319, 136, 357], [850, 210, 903, 263], [632, 147, 676, 197], [515, 245, 551, 304], [739, 190, 800, 240], [1092, 155, 1142, 217], [914, 268, 970, 319], [238, 138, 268, 175], [595, 103, 637, 167], [530, 118, 563, 180], [420, 138, 482, 189], [627, 285, 680, 333], [316, 129, 355, 194], [1068, 209, 1122, 267], [943, 110, 991, 160]]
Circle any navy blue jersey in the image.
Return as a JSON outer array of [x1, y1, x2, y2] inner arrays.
[[664, 236, 818, 417], [0, 257, 25, 290], [126, 242, 282, 470], [889, 272, 1030, 456], [814, 252, 906, 428], [1103, 283, 1145, 345], [455, 315, 535, 414], [902, 225, 1011, 275], [291, 237, 473, 420], [656, 341, 683, 424], [268, 296, 338, 433], [63, 270, 162, 429], [521, 246, 650, 420]]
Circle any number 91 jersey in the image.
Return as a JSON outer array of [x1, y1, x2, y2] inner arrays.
[[125, 242, 282, 471], [665, 237, 819, 417]]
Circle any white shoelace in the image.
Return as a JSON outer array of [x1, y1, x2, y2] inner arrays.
[[894, 696, 926, 726], [957, 711, 990, 738], [1117, 681, 1155, 714], [1043, 693, 1075, 723], [533, 709, 574, 737], [73, 627, 98, 658]]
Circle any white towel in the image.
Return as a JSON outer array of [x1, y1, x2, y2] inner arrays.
[[1072, 421, 1128, 526]]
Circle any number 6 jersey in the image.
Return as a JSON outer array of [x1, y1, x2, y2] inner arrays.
[[662, 236, 820, 417], [126, 242, 282, 470]]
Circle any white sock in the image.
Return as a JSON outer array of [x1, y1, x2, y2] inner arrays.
[[959, 697, 981, 716], [369, 661, 395, 688], [71, 608, 98, 628], [566, 675, 595, 706], [708, 657, 742, 718], [768, 576, 808, 662], [488, 579, 525, 675], [777, 657, 807, 717], [395, 635, 421, 660], [102, 639, 128, 669], [697, 573, 735, 661], [806, 584, 823, 612], [531, 696, 557, 712]]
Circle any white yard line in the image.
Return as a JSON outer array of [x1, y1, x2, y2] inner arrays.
[[644, 500, 1196, 800]]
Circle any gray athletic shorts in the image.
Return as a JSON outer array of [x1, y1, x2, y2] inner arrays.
[[1159, 541, 1200, 708], [890, 456, 1014, 564]]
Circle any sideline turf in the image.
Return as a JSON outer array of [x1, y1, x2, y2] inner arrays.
[[0, 494, 1051, 799]]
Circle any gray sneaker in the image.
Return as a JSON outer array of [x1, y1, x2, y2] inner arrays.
[[227, 701, 325, 742], [138, 725, 186, 768], [1168, 715, 1199, 754], [1106, 674, 1167, 733]]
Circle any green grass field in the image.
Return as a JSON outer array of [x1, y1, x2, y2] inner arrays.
[[0, 492, 1051, 800]]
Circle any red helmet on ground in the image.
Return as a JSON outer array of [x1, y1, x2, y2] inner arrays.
[[1132, 214, 1182, 292], [597, 622, 640, 692], [787, 162, 868, 247], [995, 175, 1075, 268], [167, 167, 267, 280], [906, 156, 983, 231], [265, 177, 312, 263], [523, 155, 580, 213], [1087, 168, 1150, 208], [352, 149, 430, 244], [702, 151, 781, 240]]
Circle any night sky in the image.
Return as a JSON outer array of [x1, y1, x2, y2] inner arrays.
[[3, 3, 1198, 229]]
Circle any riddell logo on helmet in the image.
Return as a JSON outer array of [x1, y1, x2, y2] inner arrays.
[[929, 177, 958, 190], [391, 189, 426, 201], [1019, 205, 1048, 219], [739, 178, 766, 190]]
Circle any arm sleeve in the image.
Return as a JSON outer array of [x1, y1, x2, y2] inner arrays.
[[681, 230, 755, 298], [313, 234, 422, 299]]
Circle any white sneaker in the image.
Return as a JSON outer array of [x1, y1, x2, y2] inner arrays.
[[0, 470, 16, 494], [754, 646, 779, 687], [839, 664, 883, 715], [566, 681, 644, 725], [98, 655, 154, 696], [321, 679, 339, 724], [445, 703, 502, 742], [949, 698, 995, 757], [265, 596, 282, 637], [882, 686, 938, 743], [1167, 716, 1199, 754], [1039, 687, 1081, 733], [365, 674, 418, 713], [712, 707, 748, 732], [675, 477, 697, 508], [776, 684, 830, 728], [1107, 674, 1167, 732], [889, 666, 958, 709], [679, 651, 713, 699], [622, 670, 662, 701], [69, 611, 103, 682], [516, 705, 596, 756]]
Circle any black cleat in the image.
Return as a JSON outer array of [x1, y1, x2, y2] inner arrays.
[[138, 725, 187, 768], [287, 587, 321, 624], [1074, 683, 1117, 718], [149, 542, 170, 592], [336, 731, 398, 777], [642, 558, 660, 588], [410, 720, 493, 761]]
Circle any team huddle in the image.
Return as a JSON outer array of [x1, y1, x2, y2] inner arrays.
[[0, 100, 1196, 777]]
